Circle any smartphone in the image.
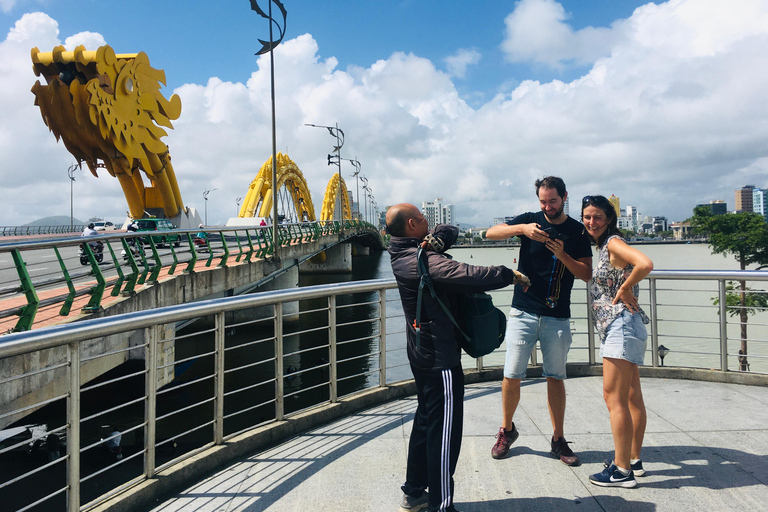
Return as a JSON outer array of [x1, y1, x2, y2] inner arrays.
[[543, 226, 569, 241]]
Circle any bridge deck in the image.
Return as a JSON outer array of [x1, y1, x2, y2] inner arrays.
[[148, 376, 768, 512]]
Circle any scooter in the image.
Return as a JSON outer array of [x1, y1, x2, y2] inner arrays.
[[121, 238, 145, 262], [79, 241, 104, 265], [193, 235, 209, 252]]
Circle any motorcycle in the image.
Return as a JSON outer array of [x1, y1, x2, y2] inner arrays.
[[79, 240, 104, 265], [193, 234, 209, 252], [121, 237, 145, 262]]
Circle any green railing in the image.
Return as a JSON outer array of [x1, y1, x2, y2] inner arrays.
[[0, 220, 382, 332]]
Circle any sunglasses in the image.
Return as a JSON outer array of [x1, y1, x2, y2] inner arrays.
[[582, 195, 611, 207]]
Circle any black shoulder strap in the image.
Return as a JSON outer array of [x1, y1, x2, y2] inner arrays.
[[414, 247, 470, 344]]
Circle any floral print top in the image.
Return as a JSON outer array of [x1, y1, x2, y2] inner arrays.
[[589, 234, 650, 342]]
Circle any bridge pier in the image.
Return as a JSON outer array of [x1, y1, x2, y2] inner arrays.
[[353, 243, 370, 256], [300, 243, 352, 274]]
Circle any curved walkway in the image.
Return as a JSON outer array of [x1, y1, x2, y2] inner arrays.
[[149, 376, 768, 512]]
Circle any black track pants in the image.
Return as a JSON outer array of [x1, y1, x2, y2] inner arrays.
[[402, 364, 464, 512]]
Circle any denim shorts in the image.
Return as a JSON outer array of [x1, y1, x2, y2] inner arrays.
[[503, 308, 573, 380], [600, 310, 648, 366]]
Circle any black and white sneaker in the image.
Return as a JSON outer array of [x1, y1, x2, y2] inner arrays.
[[603, 458, 645, 477], [589, 463, 637, 488]]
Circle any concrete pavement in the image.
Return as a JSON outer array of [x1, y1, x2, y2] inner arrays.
[[146, 375, 768, 512]]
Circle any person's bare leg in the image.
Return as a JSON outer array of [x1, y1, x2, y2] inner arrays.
[[547, 377, 565, 439], [627, 364, 646, 460], [602, 358, 633, 470], [502, 377, 521, 429]]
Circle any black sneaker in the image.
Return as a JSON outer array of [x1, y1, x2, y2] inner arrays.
[[590, 463, 637, 488], [491, 424, 519, 459], [603, 458, 645, 476], [550, 436, 580, 466], [399, 491, 429, 512]]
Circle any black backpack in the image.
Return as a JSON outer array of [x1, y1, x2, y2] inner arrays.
[[414, 247, 507, 358]]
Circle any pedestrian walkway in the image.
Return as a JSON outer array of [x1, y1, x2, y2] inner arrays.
[[148, 376, 768, 512]]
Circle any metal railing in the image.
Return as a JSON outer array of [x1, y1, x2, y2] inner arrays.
[[0, 219, 382, 332], [1, 225, 86, 237], [0, 270, 766, 511]]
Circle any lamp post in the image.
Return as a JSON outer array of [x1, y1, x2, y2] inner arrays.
[[203, 188, 217, 225], [236, 197, 243, 215], [67, 163, 78, 231], [360, 176, 368, 225], [658, 345, 670, 366], [248, 0, 287, 260], [367, 188, 374, 225], [344, 158, 361, 220], [305, 123, 345, 220]]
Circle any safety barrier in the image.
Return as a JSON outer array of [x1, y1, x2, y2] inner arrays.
[[0, 271, 766, 511]]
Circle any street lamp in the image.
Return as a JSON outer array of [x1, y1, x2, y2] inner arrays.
[[236, 196, 243, 215], [67, 163, 78, 231], [305, 123, 345, 220], [658, 345, 670, 366], [344, 158, 361, 220], [203, 188, 217, 225], [361, 176, 369, 225]]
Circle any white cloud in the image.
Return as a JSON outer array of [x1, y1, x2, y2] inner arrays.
[[500, 0, 625, 67], [1, 0, 768, 228], [0, 0, 18, 14], [444, 48, 481, 78]]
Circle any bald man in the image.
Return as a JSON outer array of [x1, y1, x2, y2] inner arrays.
[[387, 203, 528, 512]]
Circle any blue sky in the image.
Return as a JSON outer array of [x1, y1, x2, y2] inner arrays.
[[2, 0, 768, 227]]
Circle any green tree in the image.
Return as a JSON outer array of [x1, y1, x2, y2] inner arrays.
[[620, 229, 637, 239], [689, 205, 768, 370]]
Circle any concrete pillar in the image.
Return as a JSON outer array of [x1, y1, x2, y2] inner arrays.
[[300, 243, 352, 274], [353, 243, 370, 256]]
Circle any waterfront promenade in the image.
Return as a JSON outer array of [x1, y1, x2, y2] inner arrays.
[[148, 375, 768, 512]]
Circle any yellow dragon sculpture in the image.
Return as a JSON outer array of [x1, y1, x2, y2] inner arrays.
[[31, 44, 184, 220]]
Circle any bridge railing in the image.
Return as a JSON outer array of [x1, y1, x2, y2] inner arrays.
[[0, 271, 766, 511], [0, 220, 382, 332], [0, 225, 86, 236]]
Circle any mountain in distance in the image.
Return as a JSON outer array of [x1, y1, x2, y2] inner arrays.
[[24, 215, 86, 226]]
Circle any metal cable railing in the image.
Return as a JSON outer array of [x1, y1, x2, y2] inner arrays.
[[1, 271, 768, 511]]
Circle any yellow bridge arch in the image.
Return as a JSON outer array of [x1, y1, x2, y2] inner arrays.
[[239, 153, 353, 223], [319, 173, 352, 221], [239, 153, 316, 221]]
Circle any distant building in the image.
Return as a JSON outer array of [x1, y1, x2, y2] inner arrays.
[[670, 221, 692, 240], [492, 216, 516, 226], [608, 195, 621, 218], [652, 216, 668, 232], [735, 185, 755, 213], [697, 200, 727, 215], [753, 188, 768, 220], [421, 198, 455, 230]]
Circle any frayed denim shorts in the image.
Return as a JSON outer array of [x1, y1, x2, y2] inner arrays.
[[600, 310, 648, 366]]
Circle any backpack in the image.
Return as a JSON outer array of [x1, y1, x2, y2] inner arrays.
[[414, 247, 507, 358]]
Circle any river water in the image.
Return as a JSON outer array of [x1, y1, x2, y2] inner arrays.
[[336, 242, 768, 374]]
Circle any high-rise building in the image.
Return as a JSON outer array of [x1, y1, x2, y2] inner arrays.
[[421, 198, 455, 230], [754, 189, 768, 220], [736, 185, 755, 213], [608, 195, 620, 218], [697, 200, 727, 215]]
